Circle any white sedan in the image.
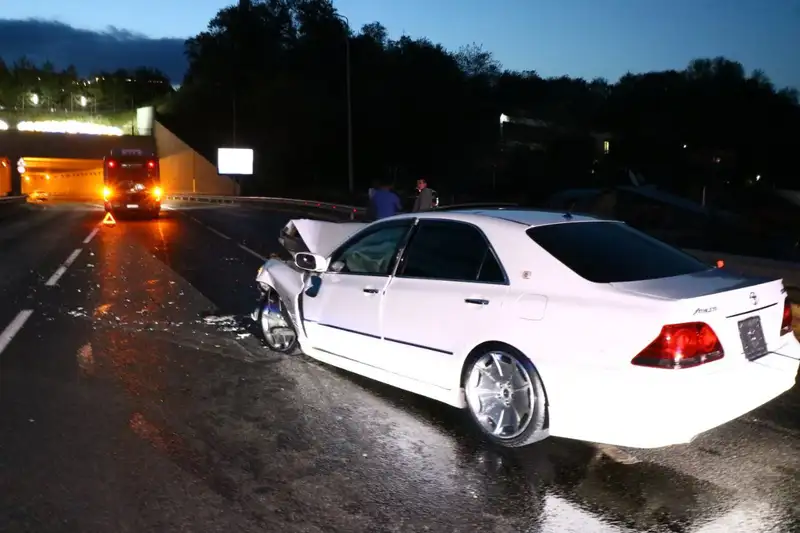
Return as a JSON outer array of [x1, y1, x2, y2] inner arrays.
[[255, 208, 799, 449]]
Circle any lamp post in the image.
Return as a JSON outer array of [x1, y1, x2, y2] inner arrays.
[[335, 13, 354, 194]]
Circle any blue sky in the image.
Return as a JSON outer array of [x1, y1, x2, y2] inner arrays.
[[4, 0, 799, 87]]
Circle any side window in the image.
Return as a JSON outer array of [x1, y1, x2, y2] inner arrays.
[[477, 251, 505, 283], [398, 221, 506, 283], [328, 223, 411, 276]]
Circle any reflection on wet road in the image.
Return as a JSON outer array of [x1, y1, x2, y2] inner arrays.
[[0, 201, 798, 532]]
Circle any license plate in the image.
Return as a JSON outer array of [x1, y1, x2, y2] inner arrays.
[[738, 316, 768, 361], [126, 204, 139, 209]]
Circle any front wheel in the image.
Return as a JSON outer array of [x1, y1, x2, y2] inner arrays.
[[463, 346, 547, 447], [259, 288, 298, 353]]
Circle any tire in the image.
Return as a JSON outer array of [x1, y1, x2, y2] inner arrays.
[[463, 344, 547, 448], [258, 287, 299, 353]]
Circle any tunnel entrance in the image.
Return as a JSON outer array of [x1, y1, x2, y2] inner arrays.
[[17, 157, 104, 200]]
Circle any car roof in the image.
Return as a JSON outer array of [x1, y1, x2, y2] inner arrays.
[[405, 207, 604, 228]]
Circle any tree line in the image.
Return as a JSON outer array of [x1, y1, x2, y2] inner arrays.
[[162, 0, 800, 201], [0, 57, 173, 115]]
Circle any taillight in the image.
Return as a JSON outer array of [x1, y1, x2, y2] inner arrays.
[[780, 299, 793, 336], [107, 160, 116, 168], [632, 322, 724, 369], [147, 160, 156, 169]]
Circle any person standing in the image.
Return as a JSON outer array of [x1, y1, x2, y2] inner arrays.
[[369, 178, 402, 220], [412, 177, 435, 212]]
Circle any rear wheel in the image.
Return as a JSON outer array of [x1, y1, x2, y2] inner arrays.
[[259, 288, 298, 353], [463, 346, 547, 447]]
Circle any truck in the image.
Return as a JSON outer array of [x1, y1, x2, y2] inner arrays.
[[102, 148, 161, 218]]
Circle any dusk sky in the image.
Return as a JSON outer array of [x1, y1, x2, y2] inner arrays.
[[2, 0, 798, 88]]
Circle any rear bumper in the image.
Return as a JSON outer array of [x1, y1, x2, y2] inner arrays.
[[105, 198, 160, 211], [548, 336, 800, 448]]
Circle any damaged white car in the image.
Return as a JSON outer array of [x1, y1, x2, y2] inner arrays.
[[255, 208, 799, 449]]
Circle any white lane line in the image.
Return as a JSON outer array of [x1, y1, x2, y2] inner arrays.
[[205, 225, 231, 240], [83, 227, 100, 244], [0, 310, 34, 355], [63, 248, 83, 267], [45, 248, 83, 286], [238, 243, 267, 261], [189, 216, 201, 223]]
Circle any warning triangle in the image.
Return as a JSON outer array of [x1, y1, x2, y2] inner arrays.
[[102, 212, 116, 227]]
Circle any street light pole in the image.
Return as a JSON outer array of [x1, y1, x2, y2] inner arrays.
[[336, 13, 354, 195]]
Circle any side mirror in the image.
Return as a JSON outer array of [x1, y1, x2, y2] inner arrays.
[[295, 252, 328, 272]]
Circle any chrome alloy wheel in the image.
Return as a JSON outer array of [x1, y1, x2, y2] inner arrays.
[[260, 289, 297, 352], [465, 351, 537, 440]]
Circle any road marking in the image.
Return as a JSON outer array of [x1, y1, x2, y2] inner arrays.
[[83, 227, 100, 244], [206, 226, 231, 240], [0, 310, 34, 355], [45, 248, 83, 286], [189, 216, 200, 223], [238, 243, 267, 261]]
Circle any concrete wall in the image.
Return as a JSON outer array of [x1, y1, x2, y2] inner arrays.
[[153, 121, 237, 195], [24, 168, 104, 199], [0, 131, 155, 159]]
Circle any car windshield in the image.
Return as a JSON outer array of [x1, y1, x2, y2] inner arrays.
[[527, 221, 712, 283]]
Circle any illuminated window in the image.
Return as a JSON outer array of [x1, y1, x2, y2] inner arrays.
[[603, 140, 610, 154]]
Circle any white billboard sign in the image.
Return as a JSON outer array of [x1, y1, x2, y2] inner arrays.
[[217, 148, 254, 175]]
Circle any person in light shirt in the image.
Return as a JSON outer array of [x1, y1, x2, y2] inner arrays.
[[412, 177, 435, 212]]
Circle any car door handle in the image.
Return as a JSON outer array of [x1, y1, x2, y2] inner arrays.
[[363, 288, 380, 294], [465, 298, 489, 306]]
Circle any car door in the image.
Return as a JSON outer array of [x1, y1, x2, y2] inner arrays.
[[379, 220, 510, 389], [300, 219, 414, 364]]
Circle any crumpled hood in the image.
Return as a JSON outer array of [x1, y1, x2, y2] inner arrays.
[[280, 219, 367, 258]]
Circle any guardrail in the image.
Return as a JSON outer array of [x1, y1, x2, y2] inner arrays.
[[164, 194, 800, 283], [0, 195, 27, 204], [165, 194, 365, 220], [0, 195, 29, 220], [165, 196, 524, 219]]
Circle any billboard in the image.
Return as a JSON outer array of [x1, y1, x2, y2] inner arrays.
[[136, 106, 154, 136], [217, 148, 254, 175]]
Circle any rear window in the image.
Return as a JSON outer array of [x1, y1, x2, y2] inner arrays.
[[527, 221, 711, 283]]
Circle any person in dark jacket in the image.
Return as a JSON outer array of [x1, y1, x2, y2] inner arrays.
[[368, 179, 402, 220], [412, 178, 435, 212]]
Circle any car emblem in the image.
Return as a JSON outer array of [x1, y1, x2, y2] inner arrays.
[[749, 292, 758, 306]]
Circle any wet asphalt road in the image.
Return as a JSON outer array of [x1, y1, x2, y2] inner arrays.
[[0, 201, 798, 533]]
